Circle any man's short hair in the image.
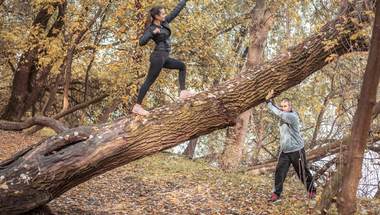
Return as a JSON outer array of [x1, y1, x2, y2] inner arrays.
[[281, 98, 291, 106]]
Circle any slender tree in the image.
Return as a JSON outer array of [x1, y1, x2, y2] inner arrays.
[[338, 1, 380, 214], [220, 0, 276, 171]]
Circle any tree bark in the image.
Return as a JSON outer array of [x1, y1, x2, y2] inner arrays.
[[220, 109, 252, 170], [250, 104, 265, 165], [338, 2, 380, 214], [0, 2, 374, 213], [0, 1, 66, 121], [220, 0, 275, 171], [182, 138, 198, 159]]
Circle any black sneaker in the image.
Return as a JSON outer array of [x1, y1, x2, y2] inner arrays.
[[268, 193, 280, 202], [309, 191, 317, 199]]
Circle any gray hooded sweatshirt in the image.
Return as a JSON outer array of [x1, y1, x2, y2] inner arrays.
[[266, 100, 304, 153]]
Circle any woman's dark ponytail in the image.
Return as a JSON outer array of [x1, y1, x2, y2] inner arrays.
[[144, 11, 152, 32], [143, 6, 163, 32]]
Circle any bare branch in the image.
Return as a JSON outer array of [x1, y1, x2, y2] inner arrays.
[[0, 115, 67, 133]]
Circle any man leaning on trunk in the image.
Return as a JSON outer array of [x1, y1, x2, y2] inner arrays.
[[265, 89, 317, 202]]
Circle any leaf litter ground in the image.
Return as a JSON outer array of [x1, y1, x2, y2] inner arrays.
[[1, 130, 379, 214]]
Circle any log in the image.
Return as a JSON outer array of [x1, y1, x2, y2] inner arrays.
[[0, 2, 374, 214]]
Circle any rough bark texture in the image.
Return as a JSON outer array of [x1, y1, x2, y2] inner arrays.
[[0, 2, 373, 213], [220, 0, 275, 171], [338, 2, 380, 214]]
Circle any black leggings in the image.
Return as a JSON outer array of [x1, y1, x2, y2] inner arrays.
[[137, 51, 186, 105]]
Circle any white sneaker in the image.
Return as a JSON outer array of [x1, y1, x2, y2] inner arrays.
[[132, 104, 149, 116], [179, 90, 197, 99]]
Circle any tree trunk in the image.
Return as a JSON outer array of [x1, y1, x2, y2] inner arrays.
[[0, 2, 373, 213], [220, 0, 275, 171], [338, 2, 380, 214], [250, 104, 265, 165], [182, 138, 198, 159], [0, 1, 66, 121], [220, 109, 252, 170], [79, 57, 92, 126], [41, 58, 67, 116]]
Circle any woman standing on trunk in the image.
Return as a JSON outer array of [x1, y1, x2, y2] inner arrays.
[[132, 0, 196, 116]]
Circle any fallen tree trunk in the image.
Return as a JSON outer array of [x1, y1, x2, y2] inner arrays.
[[0, 2, 374, 214]]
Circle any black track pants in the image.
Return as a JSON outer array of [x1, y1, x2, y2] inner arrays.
[[273, 148, 316, 196], [136, 51, 186, 105]]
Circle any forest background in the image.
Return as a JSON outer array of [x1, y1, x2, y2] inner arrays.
[[0, 0, 380, 214]]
